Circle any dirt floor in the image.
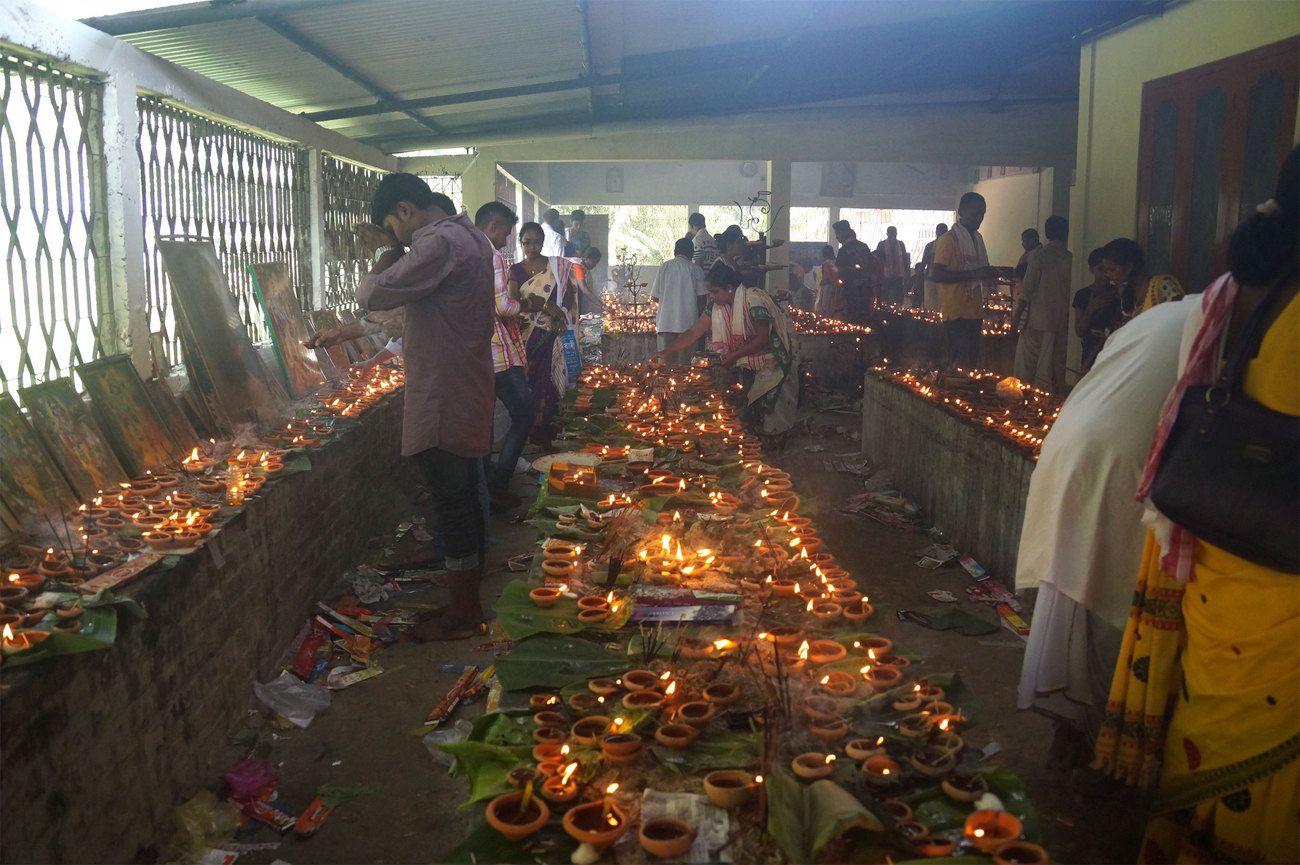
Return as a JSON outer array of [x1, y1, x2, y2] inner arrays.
[[194, 410, 1146, 865]]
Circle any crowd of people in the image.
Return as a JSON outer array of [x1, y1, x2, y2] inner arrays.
[[1017, 146, 1298, 863], [300, 162, 1296, 862]]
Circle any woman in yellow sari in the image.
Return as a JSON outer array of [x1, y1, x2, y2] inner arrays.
[[1095, 147, 1299, 864], [1100, 237, 1185, 324]]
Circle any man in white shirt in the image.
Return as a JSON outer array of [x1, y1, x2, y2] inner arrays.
[[541, 208, 566, 257], [688, 212, 718, 272], [651, 238, 707, 364]]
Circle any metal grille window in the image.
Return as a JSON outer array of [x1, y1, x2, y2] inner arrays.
[[322, 155, 383, 310], [421, 174, 463, 214], [137, 97, 310, 355], [0, 53, 110, 396]]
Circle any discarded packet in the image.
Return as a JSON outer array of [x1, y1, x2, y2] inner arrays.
[[926, 590, 958, 603], [915, 556, 945, 570], [424, 666, 478, 727], [958, 555, 989, 581], [240, 798, 295, 833]]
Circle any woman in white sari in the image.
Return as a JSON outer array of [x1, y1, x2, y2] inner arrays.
[[652, 260, 799, 444]]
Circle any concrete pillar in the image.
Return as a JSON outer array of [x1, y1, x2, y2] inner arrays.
[[460, 152, 497, 214], [828, 206, 841, 245], [100, 70, 151, 375], [305, 148, 327, 310], [766, 159, 791, 271]]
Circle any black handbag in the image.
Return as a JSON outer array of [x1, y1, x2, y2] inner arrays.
[[1149, 283, 1300, 572]]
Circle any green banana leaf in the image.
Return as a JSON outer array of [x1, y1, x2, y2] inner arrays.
[[437, 740, 532, 807], [493, 581, 586, 641], [494, 634, 630, 691], [903, 766, 1040, 842], [651, 730, 761, 774], [766, 767, 884, 862]]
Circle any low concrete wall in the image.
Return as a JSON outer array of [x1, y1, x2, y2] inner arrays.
[[859, 375, 1034, 580], [601, 332, 657, 365], [794, 331, 880, 391], [0, 396, 410, 865]]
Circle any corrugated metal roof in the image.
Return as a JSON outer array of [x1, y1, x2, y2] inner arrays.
[[123, 19, 372, 113]]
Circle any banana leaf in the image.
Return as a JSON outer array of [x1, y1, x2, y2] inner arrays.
[[766, 767, 884, 862], [440, 820, 530, 864], [494, 634, 630, 691], [903, 766, 1040, 841], [469, 711, 535, 748], [651, 730, 761, 774], [437, 740, 532, 807], [494, 580, 586, 640]]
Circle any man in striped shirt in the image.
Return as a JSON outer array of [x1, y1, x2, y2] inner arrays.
[[689, 212, 719, 272], [476, 201, 538, 510]]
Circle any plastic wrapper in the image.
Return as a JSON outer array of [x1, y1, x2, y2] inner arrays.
[[253, 671, 331, 728], [168, 790, 242, 864]]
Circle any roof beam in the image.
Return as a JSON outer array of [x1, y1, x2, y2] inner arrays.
[[256, 15, 446, 138], [303, 74, 621, 122], [83, 0, 355, 36]]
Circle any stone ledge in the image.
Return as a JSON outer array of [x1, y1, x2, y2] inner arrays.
[[859, 375, 1034, 580], [0, 395, 410, 865]]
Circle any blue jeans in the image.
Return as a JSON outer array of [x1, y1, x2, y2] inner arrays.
[[489, 365, 535, 495], [416, 448, 488, 569]]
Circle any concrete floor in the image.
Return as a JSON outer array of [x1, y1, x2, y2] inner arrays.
[[210, 412, 1145, 865]]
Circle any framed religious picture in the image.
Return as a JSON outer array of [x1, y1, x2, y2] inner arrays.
[[157, 238, 289, 429], [143, 377, 199, 450], [0, 392, 79, 529], [77, 355, 180, 477], [250, 262, 327, 398], [309, 309, 354, 373], [19, 378, 128, 500]]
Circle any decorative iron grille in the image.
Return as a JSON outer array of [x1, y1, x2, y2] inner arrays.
[[137, 97, 311, 355], [322, 155, 383, 310], [421, 174, 463, 213], [0, 53, 111, 397]]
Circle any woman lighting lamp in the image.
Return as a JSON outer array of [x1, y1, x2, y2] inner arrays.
[[652, 260, 799, 446]]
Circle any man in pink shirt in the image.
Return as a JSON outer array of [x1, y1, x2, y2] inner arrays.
[[356, 174, 495, 639]]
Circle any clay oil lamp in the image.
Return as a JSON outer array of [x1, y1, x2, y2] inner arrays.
[[854, 636, 894, 656], [55, 600, 82, 620], [770, 579, 799, 597], [830, 588, 862, 606], [532, 710, 566, 728], [563, 784, 628, 850], [876, 652, 910, 670], [541, 762, 581, 803], [168, 492, 197, 508], [116, 537, 146, 553], [132, 511, 167, 530], [530, 692, 562, 711], [926, 700, 956, 719], [677, 637, 715, 660], [942, 772, 990, 804], [931, 720, 965, 755], [506, 766, 537, 789], [198, 477, 224, 494], [916, 684, 946, 704], [568, 692, 599, 713], [826, 575, 855, 592], [1, 623, 49, 656], [894, 684, 925, 713], [126, 478, 161, 497], [622, 689, 664, 712], [578, 608, 610, 624], [992, 840, 1051, 864], [897, 821, 930, 843], [910, 745, 957, 778], [791, 752, 836, 780], [802, 695, 841, 724], [196, 503, 221, 518], [485, 789, 550, 842], [964, 810, 1024, 853], [703, 771, 760, 808], [702, 682, 740, 707], [809, 717, 850, 745], [654, 722, 700, 750], [180, 447, 214, 475], [7, 570, 45, 593], [571, 715, 611, 745], [37, 548, 71, 579], [899, 714, 933, 739], [599, 731, 644, 766], [913, 836, 959, 858], [0, 611, 20, 630], [845, 736, 888, 761], [151, 473, 179, 489], [622, 669, 660, 692], [532, 726, 566, 745], [842, 601, 875, 624], [577, 595, 609, 612], [529, 585, 565, 608], [861, 663, 903, 694], [674, 701, 715, 727], [767, 626, 801, 647], [806, 639, 847, 665], [862, 754, 901, 787], [531, 742, 563, 763], [639, 818, 696, 860], [141, 531, 177, 550], [0, 585, 28, 607], [809, 600, 843, 624], [881, 799, 913, 822], [817, 671, 859, 698]]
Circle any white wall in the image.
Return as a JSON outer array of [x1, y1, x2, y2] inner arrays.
[[973, 170, 1057, 266]]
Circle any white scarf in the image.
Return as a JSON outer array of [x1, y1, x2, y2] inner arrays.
[[950, 223, 989, 272]]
